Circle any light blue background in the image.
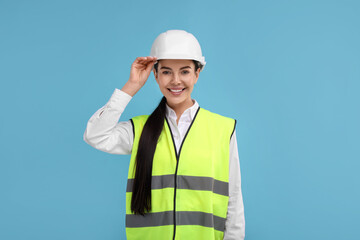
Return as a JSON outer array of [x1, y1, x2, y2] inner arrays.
[[1, 0, 359, 239]]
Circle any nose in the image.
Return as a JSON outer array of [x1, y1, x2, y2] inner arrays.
[[171, 73, 181, 84]]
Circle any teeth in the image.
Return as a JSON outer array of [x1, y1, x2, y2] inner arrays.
[[170, 89, 183, 92]]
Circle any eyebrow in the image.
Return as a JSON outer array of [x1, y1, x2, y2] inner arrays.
[[160, 66, 192, 70]]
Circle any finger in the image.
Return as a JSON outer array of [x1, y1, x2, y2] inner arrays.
[[145, 60, 156, 71], [136, 56, 157, 62], [133, 57, 157, 68], [134, 57, 146, 63]]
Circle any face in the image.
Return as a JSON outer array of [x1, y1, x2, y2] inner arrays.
[[153, 59, 200, 109]]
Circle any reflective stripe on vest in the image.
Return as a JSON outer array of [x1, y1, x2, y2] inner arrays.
[[126, 107, 236, 240]]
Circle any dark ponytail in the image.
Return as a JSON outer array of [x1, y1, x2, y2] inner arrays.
[[131, 96, 167, 215], [131, 59, 200, 215]]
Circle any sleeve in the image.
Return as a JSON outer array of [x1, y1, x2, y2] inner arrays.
[[83, 88, 134, 155], [223, 129, 245, 240]]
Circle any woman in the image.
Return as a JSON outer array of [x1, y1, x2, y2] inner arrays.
[[83, 30, 245, 240]]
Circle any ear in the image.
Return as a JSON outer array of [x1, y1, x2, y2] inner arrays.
[[153, 68, 159, 84], [194, 67, 200, 84]]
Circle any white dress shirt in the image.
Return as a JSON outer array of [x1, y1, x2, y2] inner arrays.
[[83, 88, 245, 240]]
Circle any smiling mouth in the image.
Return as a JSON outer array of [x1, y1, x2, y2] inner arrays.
[[168, 88, 186, 93]]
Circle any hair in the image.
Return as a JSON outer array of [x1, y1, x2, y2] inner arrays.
[[130, 59, 201, 215], [153, 59, 201, 73]]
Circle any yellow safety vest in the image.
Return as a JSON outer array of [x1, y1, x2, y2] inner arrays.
[[126, 107, 236, 240]]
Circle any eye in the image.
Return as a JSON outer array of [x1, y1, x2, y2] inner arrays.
[[162, 71, 171, 75], [182, 70, 190, 74]]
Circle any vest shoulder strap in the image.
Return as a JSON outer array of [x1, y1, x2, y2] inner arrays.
[[199, 108, 237, 139], [130, 108, 237, 140], [129, 114, 149, 140]]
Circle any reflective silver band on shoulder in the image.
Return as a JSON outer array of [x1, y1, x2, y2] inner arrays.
[[126, 211, 226, 232], [126, 174, 228, 196]]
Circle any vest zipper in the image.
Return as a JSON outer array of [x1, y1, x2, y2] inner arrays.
[[165, 107, 200, 240]]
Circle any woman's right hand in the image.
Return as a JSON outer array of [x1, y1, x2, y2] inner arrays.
[[122, 56, 157, 97]]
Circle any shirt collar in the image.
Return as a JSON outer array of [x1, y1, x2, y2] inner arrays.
[[165, 99, 199, 121]]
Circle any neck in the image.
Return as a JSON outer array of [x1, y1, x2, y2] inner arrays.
[[167, 99, 195, 123]]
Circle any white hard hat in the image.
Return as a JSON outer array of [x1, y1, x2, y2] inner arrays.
[[150, 30, 206, 71]]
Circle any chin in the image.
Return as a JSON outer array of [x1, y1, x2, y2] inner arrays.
[[166, 96, 187, 105]]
